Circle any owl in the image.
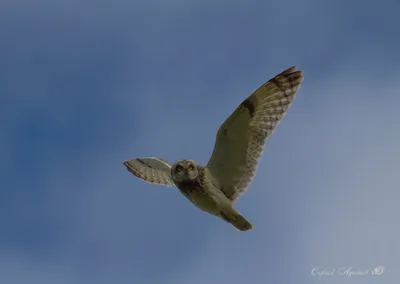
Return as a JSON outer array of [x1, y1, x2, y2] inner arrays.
[[124, 66, 303, 231]]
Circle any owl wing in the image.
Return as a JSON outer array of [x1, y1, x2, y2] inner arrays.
[[206, 66, 303, 201], [123, 157, 175, 186]]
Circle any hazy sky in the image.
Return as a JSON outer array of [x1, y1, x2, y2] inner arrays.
[[1, 0, 399, 283]]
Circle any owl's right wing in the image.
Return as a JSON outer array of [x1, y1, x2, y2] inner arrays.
[[123, 157, 174, 186]]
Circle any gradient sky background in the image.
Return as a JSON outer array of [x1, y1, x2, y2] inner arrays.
[[1, 0, 399, 283]]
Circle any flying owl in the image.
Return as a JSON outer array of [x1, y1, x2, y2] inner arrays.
[[123, 66, 303, 231]]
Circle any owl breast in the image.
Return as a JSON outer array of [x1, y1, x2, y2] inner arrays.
[[175, 179, 205, 201], [174, 172, 220, 215]]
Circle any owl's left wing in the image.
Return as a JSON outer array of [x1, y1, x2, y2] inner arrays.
[[123, 157, 174, 186], [206, 66, 303, 201]]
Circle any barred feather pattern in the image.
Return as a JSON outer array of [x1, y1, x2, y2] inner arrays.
[[206, 66, 304, 201], [123, 158, 174, 186]]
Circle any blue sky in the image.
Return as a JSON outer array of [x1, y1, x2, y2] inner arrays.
[[1, 0, 400, 283]]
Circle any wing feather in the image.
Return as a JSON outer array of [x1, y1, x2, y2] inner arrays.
[[123, 157, 174, 186], [206, 66, 304, 201]]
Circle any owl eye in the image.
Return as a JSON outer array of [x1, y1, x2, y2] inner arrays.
[[176, 165, 183, 172], [188, 165, 194, 171]]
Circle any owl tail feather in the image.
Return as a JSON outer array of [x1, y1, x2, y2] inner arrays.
[[219, 211, 253, 231]]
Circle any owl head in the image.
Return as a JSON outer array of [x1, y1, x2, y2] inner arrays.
[[171, 159, 199, 183]]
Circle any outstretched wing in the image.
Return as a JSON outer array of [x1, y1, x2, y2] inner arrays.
[[123, 157, 174, 186], [206, 66, 303, 201]]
